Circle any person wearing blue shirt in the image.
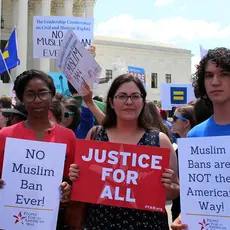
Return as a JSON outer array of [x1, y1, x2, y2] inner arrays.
[[75, 103, 94, 139], [172, 47, 230, 230]]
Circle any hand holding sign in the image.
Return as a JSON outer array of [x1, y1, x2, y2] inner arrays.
[[56, 30, 102, 96], [81, 82, 94, 105], [71, 139, 170, 212], [69, 164, 80, 181], [161, 168, 174, 189], [171, 214, 188, 230], [60, 182, 72, 203]]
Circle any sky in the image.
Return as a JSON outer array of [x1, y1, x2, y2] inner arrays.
[[94, 0, 230, 73]]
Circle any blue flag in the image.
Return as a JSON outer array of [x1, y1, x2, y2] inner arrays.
[[0, 28, 20, 74]]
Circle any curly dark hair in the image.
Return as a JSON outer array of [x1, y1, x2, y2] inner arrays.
[[194, 99, 213, 124], [192, 47, 230, 107], [14, 69, 56, 102]]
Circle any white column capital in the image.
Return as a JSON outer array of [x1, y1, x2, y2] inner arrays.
[[51, 0, 63, 15], [73, 0, 85, 17], [28, 0, 36, 12], [84, 0, 96, 7], [84, 0, 95, 18]]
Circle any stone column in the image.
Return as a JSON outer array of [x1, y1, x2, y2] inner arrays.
[[49, 0, 63, 72], [27, 0, 35, 70], [73, 0, 85, 17], [63, 0, 74, 16], [11, 0, 28, 78], [84, 0, 96, 18], [39, 0, 51, 73], [54, 0, 64, 16]]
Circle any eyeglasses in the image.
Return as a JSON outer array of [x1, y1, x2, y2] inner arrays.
[[23, 91, 51, 102], [114, 93, 143, 103], [64, 111, 75, 119], [173, 115, 188, 122]]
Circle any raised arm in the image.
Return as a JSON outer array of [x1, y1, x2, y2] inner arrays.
[[82, 83, 105, 125]]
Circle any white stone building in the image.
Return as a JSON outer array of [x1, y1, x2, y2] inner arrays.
[[0, 0, 192, 101], [93, 36, 192, 101]]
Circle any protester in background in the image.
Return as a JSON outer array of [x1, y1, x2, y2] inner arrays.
[[0, 95, 12, 109], [81, 83, 106, 126], [171, 105, 196, 220], [160, 109, 172, 129], [144, 101, 172, 142], [0, 96, 12, 129], [93, 95, 103, 102], [171, 105, 196, 139], [0, 70, 75, 230], [160, 108, 177, 143], [67, 82, 105, 138], [61, 98, 80, 132], [1, 102, 27, 126], [70, 74, 179, 230], [0, 110, 9, 129], [171, 47, 230, 229], [49, 93, 65, 124]]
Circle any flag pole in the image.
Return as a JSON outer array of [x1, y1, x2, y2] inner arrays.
[[0, 49, 13, 83]]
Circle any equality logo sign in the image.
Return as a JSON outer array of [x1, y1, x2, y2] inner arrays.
[[160, 83, 195, 110], [170, 87, 187, 104], [72, 139, 170, 212]]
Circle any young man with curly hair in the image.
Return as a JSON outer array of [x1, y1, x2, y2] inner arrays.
[[171, 47, 230, 229]]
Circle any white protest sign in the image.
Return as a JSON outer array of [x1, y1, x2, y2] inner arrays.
[[33, 16, 94, 59], [178, 136, 230, 230], [160, 83, 195, 110], [0, 138, 66, 229], [56, 30, 102, 95]]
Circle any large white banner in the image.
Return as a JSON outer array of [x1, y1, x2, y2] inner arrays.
[[178, 136, 230, 230], [160, 83, 195, 110], [0, 138, 66, 229], [33, 16, 94, 59], [56, 30, 102, 95]]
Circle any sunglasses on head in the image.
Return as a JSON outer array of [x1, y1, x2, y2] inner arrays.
[[173, 115, 188, 122], [64, 111, 75, 119]]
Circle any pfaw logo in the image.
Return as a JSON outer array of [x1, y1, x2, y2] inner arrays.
[[199, 219, 210, 230], [13, 212, 26, 224]]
